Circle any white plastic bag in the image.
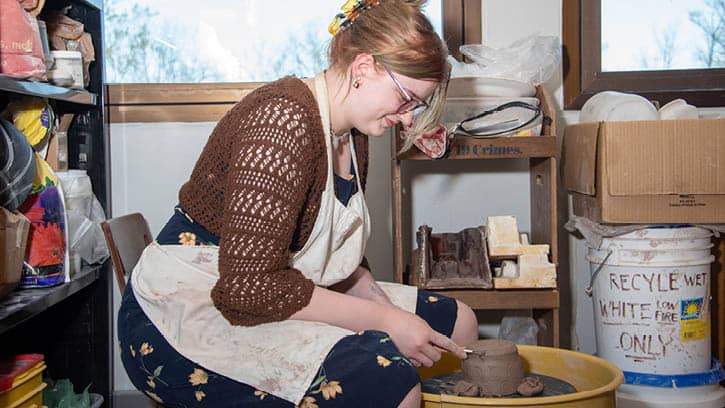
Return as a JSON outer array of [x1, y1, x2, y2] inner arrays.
[[450, 34, 561, 85], [56, 170, 108, 269], [65, 198, 107, 264]]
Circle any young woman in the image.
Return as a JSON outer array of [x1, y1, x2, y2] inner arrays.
[[118, 1, 478, 406]]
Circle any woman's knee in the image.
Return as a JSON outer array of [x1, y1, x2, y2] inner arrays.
[[451, 300, 478, 346], [398, 383, 421, 408]]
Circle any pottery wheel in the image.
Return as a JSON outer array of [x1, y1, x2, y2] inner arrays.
[[422, 371, 576, 398]]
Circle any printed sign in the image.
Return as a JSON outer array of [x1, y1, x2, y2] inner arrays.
[[680, 297, 708, 342]]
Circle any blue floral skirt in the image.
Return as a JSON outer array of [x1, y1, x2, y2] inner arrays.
[[118, 207, 458, 407]]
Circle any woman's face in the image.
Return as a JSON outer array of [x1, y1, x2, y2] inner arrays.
[[348, 68, 439, 137]]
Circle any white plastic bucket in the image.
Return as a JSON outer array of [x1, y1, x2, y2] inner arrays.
[[588, 226, 714, 376], [600, 226, 713, 250], [588, 245, 713, 265], [617, 383, 725, 408]]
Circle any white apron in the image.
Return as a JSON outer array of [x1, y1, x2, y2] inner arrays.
[[131, 73, 417, 404]]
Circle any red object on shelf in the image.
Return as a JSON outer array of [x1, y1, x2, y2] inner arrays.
[[0, 354, 44, 393], [0, 0, 47, 80], [411, 125, 450, 159]]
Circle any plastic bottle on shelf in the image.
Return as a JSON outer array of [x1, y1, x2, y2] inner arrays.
[[68, 111, 95, 171]]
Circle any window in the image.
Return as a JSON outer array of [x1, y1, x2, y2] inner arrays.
[[104, 0, 443, 83], [602, 0, 724, 72], [563, 0, 725, 108], [104, 0, 480, 122]]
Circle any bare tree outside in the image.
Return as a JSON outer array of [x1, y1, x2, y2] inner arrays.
[[269, 29, 330, 80], [602, 0, 725, 71], [657, 28, 677, 68], [638, 27, 677, 69], [104, 0, 330, 83], [689, 0, 725, 68], [103, 0, 441, 83], [104, 0, 225, 83], [241, 26, 329, 82]]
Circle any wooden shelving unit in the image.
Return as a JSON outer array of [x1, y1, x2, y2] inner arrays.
[[0, 266, 102, 334], [0, 74, 97, 105], [0, 0, 111, 404], [391, 86, 560, 346]]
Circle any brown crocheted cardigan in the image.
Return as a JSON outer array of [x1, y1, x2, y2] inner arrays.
[[179, 76, 370, 326]]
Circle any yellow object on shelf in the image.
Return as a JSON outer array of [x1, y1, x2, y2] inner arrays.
[[3, 97, 54, 149], [0, 360, 47, 408], [418, 345, 623, 408]]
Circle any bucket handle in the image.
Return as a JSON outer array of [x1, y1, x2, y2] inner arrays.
[[585, 249, 613, 297]]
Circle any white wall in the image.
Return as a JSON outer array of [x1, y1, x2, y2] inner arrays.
[[110, 122, 216, 392], [109, 122, 216, 233]]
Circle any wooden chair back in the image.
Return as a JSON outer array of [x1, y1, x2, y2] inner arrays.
[[101, 213, 153, 293]]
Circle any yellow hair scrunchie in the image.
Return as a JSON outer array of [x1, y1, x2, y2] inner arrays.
[[328, 0, 381, 36]]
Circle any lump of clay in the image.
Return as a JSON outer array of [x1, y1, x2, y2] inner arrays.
[[517, 376, 544, 396], [441, 380, 480, 397], [462, 339, 524, 396]]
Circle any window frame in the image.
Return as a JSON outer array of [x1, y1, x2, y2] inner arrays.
[[106, 0, 481, 123], [563, 0, 725, 109]]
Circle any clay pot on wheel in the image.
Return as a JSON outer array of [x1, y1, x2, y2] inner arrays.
[[461, 339, 543, 397]]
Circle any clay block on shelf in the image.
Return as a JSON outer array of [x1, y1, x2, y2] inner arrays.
[[493, 253, 557, 289], [411, 225, 493, 289], [486, 215, 550, 260]]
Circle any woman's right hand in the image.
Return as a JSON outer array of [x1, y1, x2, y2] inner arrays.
[[291, 287, 466, 366], [381, 307, 466, 367]]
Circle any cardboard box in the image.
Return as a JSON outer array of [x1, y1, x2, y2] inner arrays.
[[562, 119, 725, 224], [0, 208, 30, 298]]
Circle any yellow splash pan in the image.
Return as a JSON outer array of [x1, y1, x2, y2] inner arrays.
[[418, 345, 624, 408]]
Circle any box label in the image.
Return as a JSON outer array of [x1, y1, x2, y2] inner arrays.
[[455, 144, 522, 156], [669, 195, 707, 208]]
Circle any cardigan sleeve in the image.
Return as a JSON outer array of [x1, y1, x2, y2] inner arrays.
[[210, 94, 322, 326]]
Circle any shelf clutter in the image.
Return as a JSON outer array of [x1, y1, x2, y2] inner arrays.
[[1, 0, 95, 91], [0, 352, 105, 408], [0, 0, 98, 107], [0, 0, 111, 404], [392, 78, 560, 346], [0, 98, 108, 295], [1, 0, 109, 298], [562, 90, 725, 407], [0, 354, 47, 408], [409, 216, 556, 291]]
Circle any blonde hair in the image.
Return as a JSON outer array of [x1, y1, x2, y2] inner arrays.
[[328, 0, 449, 151]]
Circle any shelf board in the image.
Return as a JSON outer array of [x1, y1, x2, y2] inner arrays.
[[0, 265, 102, 335], [396, 136, 557, 160], [0, 75, 97, 105], [430, 289, 559, 310]]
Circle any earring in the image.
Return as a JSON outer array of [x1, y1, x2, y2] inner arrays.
[[353, 77, 361, 88]]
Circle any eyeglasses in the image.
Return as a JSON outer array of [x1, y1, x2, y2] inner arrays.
[[383, 66, 429, 116], [448, 101, 542, 138]]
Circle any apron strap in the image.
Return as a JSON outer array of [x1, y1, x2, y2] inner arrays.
[[314, 73, 335, 191]]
